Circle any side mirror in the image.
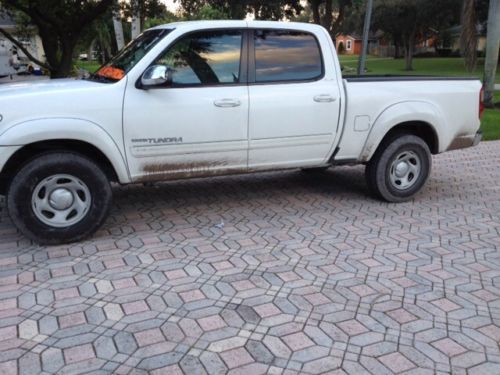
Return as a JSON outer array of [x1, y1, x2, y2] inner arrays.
[[140, 65, 173, 88]]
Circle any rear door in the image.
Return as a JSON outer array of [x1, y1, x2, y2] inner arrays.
[[248, 28, 341, 169]]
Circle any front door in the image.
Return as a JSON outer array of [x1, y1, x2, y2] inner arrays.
[[123, 29, 248, 182]]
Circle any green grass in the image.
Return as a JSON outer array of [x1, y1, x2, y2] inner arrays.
[[481, 91, 500, 141], [338, 56, 500, 83], [482, 109, 500, 141], [75, 61, 101, 73]]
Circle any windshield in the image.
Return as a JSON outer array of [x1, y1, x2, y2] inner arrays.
[[92, 28, 172, 82]]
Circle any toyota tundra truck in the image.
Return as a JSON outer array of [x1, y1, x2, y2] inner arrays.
[[0, 20, 483, 244]]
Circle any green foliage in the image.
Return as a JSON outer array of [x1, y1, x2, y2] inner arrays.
[[176, 0, 302, 20], [143, 11, 180, 29], [191, 4, 230, 20], [119, 0, 169, 21]]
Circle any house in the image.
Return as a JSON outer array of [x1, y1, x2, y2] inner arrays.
[[335, 33, 378, 55], [438, 24, 487, 53], [0, 15, 45, 69]]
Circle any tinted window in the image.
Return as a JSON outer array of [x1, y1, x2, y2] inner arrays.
[[254, 30, 322, 83], [155, 30, 242, 86]]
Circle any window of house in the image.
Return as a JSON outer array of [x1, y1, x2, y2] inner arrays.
[[346, 40, 352, 50], [154, 30, 243, 86], [254, 29, 323, 83]]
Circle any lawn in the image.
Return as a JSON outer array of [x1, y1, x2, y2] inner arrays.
[[338, 56, 500, 83], [481, 91, 500, 141], [339, 56, 499, 140]]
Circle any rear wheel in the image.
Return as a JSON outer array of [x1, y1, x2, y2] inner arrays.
[[7, 152, 112, 244], [365, 134, 431, 202]]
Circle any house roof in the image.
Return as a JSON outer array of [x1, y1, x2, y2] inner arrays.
[[446, 24, 486, 37], [336, 31, 380, 41]]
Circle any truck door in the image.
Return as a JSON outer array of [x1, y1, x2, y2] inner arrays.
[[248, 28, 341, 169], [123, 29, 249, 182]]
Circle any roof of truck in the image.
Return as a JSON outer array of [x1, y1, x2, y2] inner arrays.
[[149, 20, 327, 34]]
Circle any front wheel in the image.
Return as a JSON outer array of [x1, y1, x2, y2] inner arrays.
[[7, 152, 112, 245], [365, 134, 431, 202]]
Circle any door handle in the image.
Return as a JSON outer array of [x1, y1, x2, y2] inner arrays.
[[314, 94, 337, 103], [214, 98, 241, 108]]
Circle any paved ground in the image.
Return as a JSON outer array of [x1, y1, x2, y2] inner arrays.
[[0, 141, 499, 374]]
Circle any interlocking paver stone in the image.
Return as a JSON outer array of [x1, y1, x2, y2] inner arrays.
[[1, 141, 500, 373], [379, 352, 416, 373]]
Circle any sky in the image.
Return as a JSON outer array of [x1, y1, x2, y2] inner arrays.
[[161, 0, 179, 12]]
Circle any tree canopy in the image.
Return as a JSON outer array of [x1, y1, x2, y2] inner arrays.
[[0, 0, 113, 77], [175, 0, 303, 20], [373, 0, 461, 70]]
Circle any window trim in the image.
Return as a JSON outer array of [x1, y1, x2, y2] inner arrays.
[[136, 28, 249, 89], [248, 28, 325, 85], [346, 39, 352, 51]]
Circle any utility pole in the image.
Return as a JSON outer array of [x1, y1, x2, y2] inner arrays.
[[358, 0, 374, 75], [483, 0, 500, 108]]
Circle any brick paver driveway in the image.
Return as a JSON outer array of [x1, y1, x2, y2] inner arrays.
[[1, 141, 499, 374]]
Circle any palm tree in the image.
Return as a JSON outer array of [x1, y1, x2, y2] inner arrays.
[[131, 0, 141, 39], [460, 0, 478, 72], [112, 0, 125, 50], [483, 0, 499, 108]]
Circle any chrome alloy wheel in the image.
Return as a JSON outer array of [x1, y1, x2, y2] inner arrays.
[[31, 174, 91, 228], [389, 151, 421, 190]]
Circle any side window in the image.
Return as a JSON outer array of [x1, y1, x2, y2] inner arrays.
[[346, 40, 352, 50], [154, 30, 242, 86], [254, 29, 323, 83]]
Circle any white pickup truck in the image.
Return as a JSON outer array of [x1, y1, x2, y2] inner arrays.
[[0, 21, 483, 244]]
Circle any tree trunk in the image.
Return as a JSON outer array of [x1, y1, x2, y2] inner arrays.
[[87, 39, 95, 62], [112, 1, 125, 50], [483, 0, 500, 108], [460, 0, 478, 72], [404, 30, 416, 71], [131, 0, 141, 39], [51, 39, 77, 78], [229, 2, 246, 19], [310, 0, 321, 24]]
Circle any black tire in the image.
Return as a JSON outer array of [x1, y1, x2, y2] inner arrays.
[[7, 152, 112, 245], [365, 134, 431, 202]]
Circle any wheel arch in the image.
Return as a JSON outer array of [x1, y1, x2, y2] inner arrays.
[[373, 121, 438, 159], [0, 118, 130, 194], [0, 139, 124, 194], [360, 101, 443, 162]]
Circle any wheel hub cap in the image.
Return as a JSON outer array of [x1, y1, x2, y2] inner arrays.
[[49, 188, 74, 210], [389, 151, 422, 191], [395, 161, 410, 178], [31, 174, 91, 228]]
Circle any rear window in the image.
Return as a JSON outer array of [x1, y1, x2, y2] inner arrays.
[[254, 30, 323, 83]]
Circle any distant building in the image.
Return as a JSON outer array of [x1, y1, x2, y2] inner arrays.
[[335, 33, 378, 55], [437, 24, 487, 54], [0, 15, 45, 67]]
